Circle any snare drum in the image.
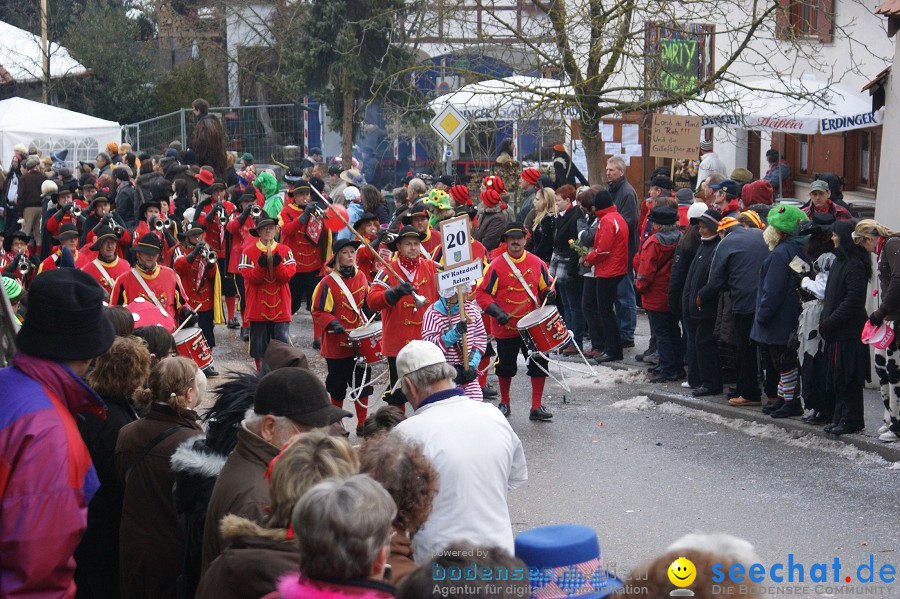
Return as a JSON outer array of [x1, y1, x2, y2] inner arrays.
[[517, 306, 571, 353], [349, 321, 384, 364], [174, 327, 214, 369]]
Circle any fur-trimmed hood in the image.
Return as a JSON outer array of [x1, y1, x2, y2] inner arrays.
[[220, 513, 289, 543], [170, 437, 227, 479]]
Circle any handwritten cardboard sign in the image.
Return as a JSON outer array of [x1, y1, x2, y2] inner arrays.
[[649, 114, 702, 159]]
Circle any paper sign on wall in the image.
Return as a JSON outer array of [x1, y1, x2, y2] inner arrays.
[[649, 114, 702, 160]]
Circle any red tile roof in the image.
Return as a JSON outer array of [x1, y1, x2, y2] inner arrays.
[[877, 0, 900, 17]]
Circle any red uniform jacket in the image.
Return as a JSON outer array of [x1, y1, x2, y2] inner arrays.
[[45, 210, 80, 237], [174, 250, 218, 312], [279, 203, 326, 274], [239, 241, 297, 322], [199, 200, 236, 254], [420, 228, 442, 258], [37, 249, 91, 273], [366, 257, 439, 357], [355, 238, 384, 283], [311, 270, 370, 359], [80, 255, 131, 299], [476, 251, 552, 339], [110, 265, 190, 319], [635, 231, 680, 312], [585, 206, 629, 279], [225, 215, 253, 275]]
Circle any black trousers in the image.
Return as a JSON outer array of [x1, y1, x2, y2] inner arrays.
[[581, 276, 604, 351], [733, 313, 760, 400], [496, 336, 549, 378], [595, 276, 624, 359], [382, 356, 406, 406], [197, 309, 215, 348], [249, 321, 290, 359], [289, 271, 322, 314], [325, 356, 371, 402], [690, 317, 721, 391], [217, 257, 237, 297]]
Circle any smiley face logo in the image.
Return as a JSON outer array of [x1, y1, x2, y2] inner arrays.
[[668, 557, 696, 588]]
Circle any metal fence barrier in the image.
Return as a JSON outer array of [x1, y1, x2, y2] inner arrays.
[[122, 103, 303, 162]]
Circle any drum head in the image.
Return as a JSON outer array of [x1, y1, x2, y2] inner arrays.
[[517, 305, 558, 329], [349, 320, 382, 341], [174, 326, 202, 343]]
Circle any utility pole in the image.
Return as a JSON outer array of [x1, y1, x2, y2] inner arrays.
[[40, 0, 49, 103]]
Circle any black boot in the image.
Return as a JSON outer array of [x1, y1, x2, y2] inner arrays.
[[762, 397, 784, 415], [770, 400, 803, 419]]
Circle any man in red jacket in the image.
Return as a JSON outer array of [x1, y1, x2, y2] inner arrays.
[[110, 233, 192, 321], [80, 224, 131, 298], [239, 216, 297, 369], [311, 238, 371, 435], [38, 223, 91, 273], [636, 206, 683, 382], [476, 222, 555, 421], [366, 226, 439, 407], [279, 179, 329, 316]]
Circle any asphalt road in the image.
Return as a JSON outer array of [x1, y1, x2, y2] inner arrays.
[[209, 310, 900, 583]]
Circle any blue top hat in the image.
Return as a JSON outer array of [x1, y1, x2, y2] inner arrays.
[[515, 525, 623, 598]]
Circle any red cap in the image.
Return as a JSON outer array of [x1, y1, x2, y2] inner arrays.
[[480, 188, 507, 210], [482, 175, 506, 194], [521, 167, 540, 186], [448, 184, 471, 206]]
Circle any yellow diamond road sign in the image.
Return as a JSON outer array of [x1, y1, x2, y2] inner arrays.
[[430, 104, 469, 145]]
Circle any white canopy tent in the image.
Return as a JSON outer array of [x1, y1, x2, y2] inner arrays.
[[674, 75, 882, 134], [428, 75, 578, 122], [0, 97, 120, 168]]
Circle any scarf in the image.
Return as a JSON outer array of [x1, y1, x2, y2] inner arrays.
[[398, 254, 418, 272]]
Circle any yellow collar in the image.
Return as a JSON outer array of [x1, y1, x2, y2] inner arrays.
[[507, 250, 527, 263], [137, 265, 160, 279]]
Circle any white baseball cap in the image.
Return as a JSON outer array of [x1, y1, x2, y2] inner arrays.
[[687, 201, 708, 221], [391, 340, 448, 392]]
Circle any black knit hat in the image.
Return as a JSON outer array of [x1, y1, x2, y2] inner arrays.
[[594, 189, 614, 211], [16, 269, 115, 360], [648, 206, 678, 226], [254, 368, 350, 426], [698, 208, 723, 232]]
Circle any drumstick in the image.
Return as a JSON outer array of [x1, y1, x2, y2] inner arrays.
[[266, 241, 274, 280], [456, 284, 469, 371], [540, 278, 558, 308], [173, 304, 203, 335]]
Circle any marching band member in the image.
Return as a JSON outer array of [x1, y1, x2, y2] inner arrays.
[[173, 220, 225, 374], [239, 216, 297, 370], [311, 237, 372, 435], [1, 231, 38, 289], [403, 201, 442, 258], [476, 222, 556, 421], [38, 223, 91, 273], [80, 224, 131, 298], [80, 193, 131, 259], [367, 225, 439, 408], [111, 233, 192, 322], [197, 178, 239, 328], [226, 188, 259, 341], [279, 179, 330, 316], [44, 188, 83, 238], [354, 212, 389, 283], [421, 284, 487, 401], [131, 196, 179, 266]]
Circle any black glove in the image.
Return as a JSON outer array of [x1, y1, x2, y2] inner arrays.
[[163, 227, 177, 247], [454, 321, 468, 336], [271, 253, 282, 267], [53, 208, 67, 222], [373, 229, 388, 247], [238, 204, 252, 225], [62, 203, 73, 214], [453, 364, 478, 386], [383, 389, 407, 407], [149, 216, 160, 230], [258, 253, 269, 267], [384, 281, 414, 306], [541, 288, 557, 304], [178, 305, 198, 327], [299, 202, 322, 224], [485, 302, 511, 325], [328, 320, 347, 335], [186, 243, 202, 264], [869, 313, 885, 327]]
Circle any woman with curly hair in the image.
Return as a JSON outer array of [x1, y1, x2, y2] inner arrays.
[[359, 432, 439, 585], [75, 336, 152, 598], [360, 184, 390, 225], [196, 430, 360, 599]]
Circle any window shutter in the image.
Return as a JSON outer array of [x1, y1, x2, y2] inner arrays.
[[775, 0, 792, 40], [817, 0, 834, 42]]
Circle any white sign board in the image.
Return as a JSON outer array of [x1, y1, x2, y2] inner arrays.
[[430, 104, 470, 145], [437, 261, 483, 292], [439, 215, 473, 268]]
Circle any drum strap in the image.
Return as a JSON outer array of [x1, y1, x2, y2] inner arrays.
[[92, 259, 115, 290], [502, 253, 539, 307], [329, 271, 363, 319], [131, 268, 166, 312]]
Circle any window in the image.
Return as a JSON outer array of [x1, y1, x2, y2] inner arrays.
[[776, 0, 834, 43]]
